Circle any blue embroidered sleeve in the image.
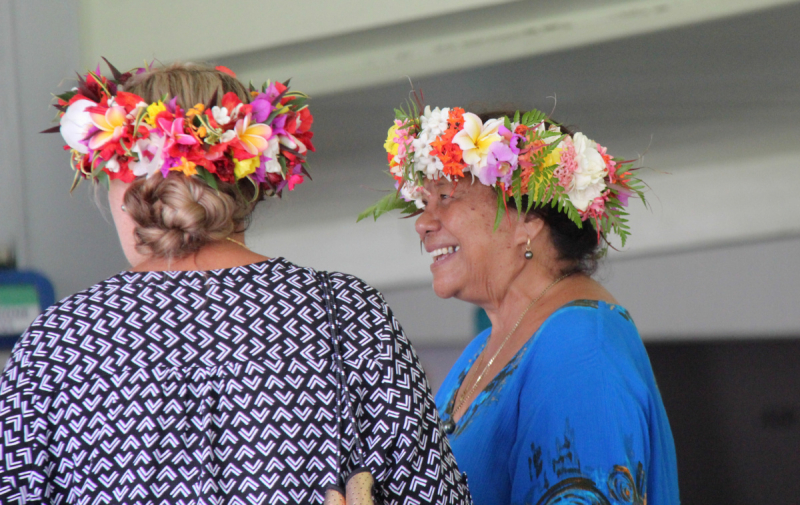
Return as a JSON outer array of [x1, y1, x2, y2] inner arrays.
[[510, 307, 652, 505]]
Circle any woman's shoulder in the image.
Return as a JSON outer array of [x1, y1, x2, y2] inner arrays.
[[522, 299, 648, 382], [535, 299, 639, 347]]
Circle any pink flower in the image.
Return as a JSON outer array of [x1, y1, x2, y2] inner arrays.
[[286, 173, 304, 191], [597, 143, 617, 182], [157, 117, 198, 152], [250, 93, 274, 123], [554, 137, 577, 190], [582, 192, 608, 221]]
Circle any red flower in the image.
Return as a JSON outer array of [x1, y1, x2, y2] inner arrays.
[[214, 157, 236, 184], [215, 65, 237, 78], [115, 91, 145, 112], [221, 92, 242, 112], [293, 131, 315, 152], [108, 165, 136, 183]]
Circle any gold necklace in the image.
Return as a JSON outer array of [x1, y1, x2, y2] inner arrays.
[[443, 273, 571, 434], [226, 237, 250, 251]]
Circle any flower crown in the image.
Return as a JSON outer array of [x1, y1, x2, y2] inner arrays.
[[359, 99, 646, 247], [45, 60, 314, 197]]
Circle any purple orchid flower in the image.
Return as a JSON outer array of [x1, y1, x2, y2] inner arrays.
[[479, 142, 518, 187], [265, 82, 283, 105], [160, 155, 183, 178], [270, 114, 289, 137], [250, 93, 274, 123], [166, 96, 178, 113], [253, 155, 268, 183]]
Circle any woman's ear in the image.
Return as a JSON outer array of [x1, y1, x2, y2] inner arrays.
[[514, 212, 546, 247]]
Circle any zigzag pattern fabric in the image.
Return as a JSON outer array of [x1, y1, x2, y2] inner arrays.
[[0, 258, 471, 505]]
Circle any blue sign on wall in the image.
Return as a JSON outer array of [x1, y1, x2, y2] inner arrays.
[[0, 270, 55, 348]]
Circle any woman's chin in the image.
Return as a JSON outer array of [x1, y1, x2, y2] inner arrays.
[[430, 271, 462, 300]]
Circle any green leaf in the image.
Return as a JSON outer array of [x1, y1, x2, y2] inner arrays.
[[520, 109, 547, 128], [55, 90, 77, 102], [286, 96, 308, 110], [90, 159, 109, 177], [493, 189, 505, 230], [357, 192, 416, 222], [69, 169, 82, 194], [95, 170, 110, 190], [195, 166, 219, 192]]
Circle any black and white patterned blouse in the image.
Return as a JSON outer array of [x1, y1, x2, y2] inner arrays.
[[0, 258, 471, 505]]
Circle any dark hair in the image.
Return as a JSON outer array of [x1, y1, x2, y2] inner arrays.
[[477, 110, 601, 275]]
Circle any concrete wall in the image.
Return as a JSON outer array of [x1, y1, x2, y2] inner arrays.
[[0, 0, 128, 300]]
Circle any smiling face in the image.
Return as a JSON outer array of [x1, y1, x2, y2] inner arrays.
[[415, 178, 530, 305]]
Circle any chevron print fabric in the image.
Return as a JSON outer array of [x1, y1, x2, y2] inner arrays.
[[0, 258, 471, 505]]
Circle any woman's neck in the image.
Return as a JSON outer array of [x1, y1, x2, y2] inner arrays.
[[129, 239, 270, 273]]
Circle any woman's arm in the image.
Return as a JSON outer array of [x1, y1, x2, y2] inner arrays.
[[0, 332, 49, 504], [509, 309, 653, 505], [331, 275, 471, 504]]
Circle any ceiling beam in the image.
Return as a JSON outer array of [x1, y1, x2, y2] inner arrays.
[[78, 0, 518, 71], [223, 0, 800, 96]]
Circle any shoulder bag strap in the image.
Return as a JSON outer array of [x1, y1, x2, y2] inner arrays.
[[318, 272, 367, 471]]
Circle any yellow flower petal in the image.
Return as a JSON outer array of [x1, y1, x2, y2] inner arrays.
[[145, 101, 166, 127], [234, 156, 259, 180], [384, 124, 399, 153]]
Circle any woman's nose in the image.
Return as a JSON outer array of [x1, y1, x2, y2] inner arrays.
[[415, 209, 439, 241]]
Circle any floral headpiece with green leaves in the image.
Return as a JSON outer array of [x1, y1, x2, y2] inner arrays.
[[45, 59, 314, 197], [359, 98, 646, 247]]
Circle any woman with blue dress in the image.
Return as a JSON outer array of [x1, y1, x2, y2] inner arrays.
[[363, 104, 680, 504]]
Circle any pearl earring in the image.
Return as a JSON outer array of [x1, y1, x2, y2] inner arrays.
[[525, 238, 533, 260]]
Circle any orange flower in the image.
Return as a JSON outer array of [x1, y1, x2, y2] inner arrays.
[[186, 103, 205, 119], [170, 157, 197, 176]]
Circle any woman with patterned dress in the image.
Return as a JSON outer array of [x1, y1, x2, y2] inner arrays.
[[0, 63, 471, 505], [364, 105, 680, 504]]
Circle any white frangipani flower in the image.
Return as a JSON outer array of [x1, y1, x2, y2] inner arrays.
[[219, 130, 237, 143]]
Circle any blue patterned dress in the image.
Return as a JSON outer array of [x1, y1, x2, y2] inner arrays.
[[436, 300, 679, 505]]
